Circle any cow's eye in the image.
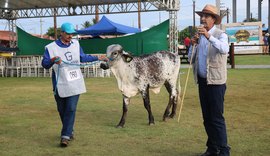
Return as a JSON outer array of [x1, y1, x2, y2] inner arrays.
[[112, 52, 118, 56]]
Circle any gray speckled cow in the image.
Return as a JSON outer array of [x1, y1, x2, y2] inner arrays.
[[100, 44, 181, 128]]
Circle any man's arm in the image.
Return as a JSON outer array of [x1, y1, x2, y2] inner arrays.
[[80, 47, 99, 63], [41, 48, 54, 69], [208, 33, 229, 54]]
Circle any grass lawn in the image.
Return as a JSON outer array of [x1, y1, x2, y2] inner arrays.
[[0, 68, 270, 156], [234, 55, 270, 65]]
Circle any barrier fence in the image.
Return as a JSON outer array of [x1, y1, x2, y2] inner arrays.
[[0, 44, 268, 77], [0, 54, 110, 78], [179, 43, 268, 69]]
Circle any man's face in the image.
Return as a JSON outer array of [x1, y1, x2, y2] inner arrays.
[[61, 32, 73, 44], [200, 13, 216, 31]]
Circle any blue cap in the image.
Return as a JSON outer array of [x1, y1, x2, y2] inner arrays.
[[61, 22, 77, 34]]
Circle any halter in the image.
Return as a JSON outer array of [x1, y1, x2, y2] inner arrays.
[[108, 50, 121, 62]]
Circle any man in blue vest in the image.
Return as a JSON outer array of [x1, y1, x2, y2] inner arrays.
[[42, 22, 106, 147], [188, 4, 230, 156]]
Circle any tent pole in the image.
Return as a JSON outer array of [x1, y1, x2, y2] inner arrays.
[[54, 8, 57, 40], [138, 0, 141, 29], [95, 5, 99, 22]]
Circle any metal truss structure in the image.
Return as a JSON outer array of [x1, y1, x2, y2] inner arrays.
[[0, 2, 163, 19], [169, 11, 178, 53], [0, 0, 179, 53]]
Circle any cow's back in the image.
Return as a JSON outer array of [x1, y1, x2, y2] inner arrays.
[[131, 51, 180, 89]]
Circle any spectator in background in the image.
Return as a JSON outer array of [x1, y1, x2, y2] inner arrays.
[[262, 32, 269, 55], [266, 33, 270, 55], [184, 36, 191, 53], [263, 32, 269, 54]]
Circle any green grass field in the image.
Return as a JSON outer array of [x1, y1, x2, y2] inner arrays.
[[0, 68, 270, 156], [234, 55, 270, 65]]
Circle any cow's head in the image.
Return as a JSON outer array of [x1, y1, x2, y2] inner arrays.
[[100, 44, 133, 70], [106, 44, 133, 63]]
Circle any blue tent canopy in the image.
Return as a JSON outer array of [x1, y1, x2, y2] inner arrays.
[[77, 16, 141, 36]]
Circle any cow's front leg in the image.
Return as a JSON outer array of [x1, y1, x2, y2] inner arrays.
[[142, 86, 155, 125], [116, 96, 129, 128]]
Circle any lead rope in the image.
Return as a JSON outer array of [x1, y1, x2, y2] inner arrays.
[[53, 58, 61, 95], [177, 45, 196, 122], [53, 57, 101, 95]]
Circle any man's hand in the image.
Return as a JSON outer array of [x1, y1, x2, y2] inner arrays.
[[197, 25, 210, 39], [191, 33, 200, 45], [51, 56, 62, 64], [98, 55, 109, 62]]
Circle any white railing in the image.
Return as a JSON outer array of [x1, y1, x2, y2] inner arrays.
[[0, 55, 110, 78]]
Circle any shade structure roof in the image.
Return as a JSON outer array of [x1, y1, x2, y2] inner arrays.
[[0, 0, 171, 20], [77, 16, 141, 36], [0, 0, 147, 10]]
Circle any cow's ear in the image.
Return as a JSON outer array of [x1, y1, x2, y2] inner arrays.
[[122, 51, 133, 62]]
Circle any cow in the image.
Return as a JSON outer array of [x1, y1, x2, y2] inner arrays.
[[100, 44, 181, 128]]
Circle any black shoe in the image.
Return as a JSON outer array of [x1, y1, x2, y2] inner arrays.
[[199, 151, 218, 156], [60, 138, 69, 147]]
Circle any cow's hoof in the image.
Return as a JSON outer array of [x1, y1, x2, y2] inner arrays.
[[116, 125, 124, 128], [163, 117, 168, 122], [149, 122, 155, 126], [169, 114, 175, 118]]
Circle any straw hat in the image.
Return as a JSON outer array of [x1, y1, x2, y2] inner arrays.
[[196, 4, 221, 25]]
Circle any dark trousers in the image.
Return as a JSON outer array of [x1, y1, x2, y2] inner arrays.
[[198, 76, 230, 156], [54, 91, 80, 139]]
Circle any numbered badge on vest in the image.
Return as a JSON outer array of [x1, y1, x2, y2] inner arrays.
[[65, 68, 81, 81]]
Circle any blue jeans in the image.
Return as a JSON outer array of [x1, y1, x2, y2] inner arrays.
[[198, 76, 230, 156], [54, 92, 80, 140]]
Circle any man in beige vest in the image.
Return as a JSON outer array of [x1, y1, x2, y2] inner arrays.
[[188, 4, 230, 156]]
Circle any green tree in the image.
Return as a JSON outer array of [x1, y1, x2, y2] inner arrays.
[[45, 27, 61, 39], [81, 21, 92, 28], [243, 18, 259, 22], [92, 18, 98, 24], [178, 26, 197, 45], [81, 18, 97, 29]]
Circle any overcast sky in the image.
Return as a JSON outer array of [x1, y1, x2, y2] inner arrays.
[[0, 0, 269, 34]]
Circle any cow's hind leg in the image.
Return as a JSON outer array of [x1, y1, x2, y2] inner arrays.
[[141, 85, 155, 125], [169, 88, 178, 118], [116, 96, 129, 128], [163, 81, 178, 121]]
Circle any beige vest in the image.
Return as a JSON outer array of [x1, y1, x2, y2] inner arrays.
[[192, 28, 228, 85]]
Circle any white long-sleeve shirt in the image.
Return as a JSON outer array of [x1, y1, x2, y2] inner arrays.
[[188, 25, 229, 78]]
